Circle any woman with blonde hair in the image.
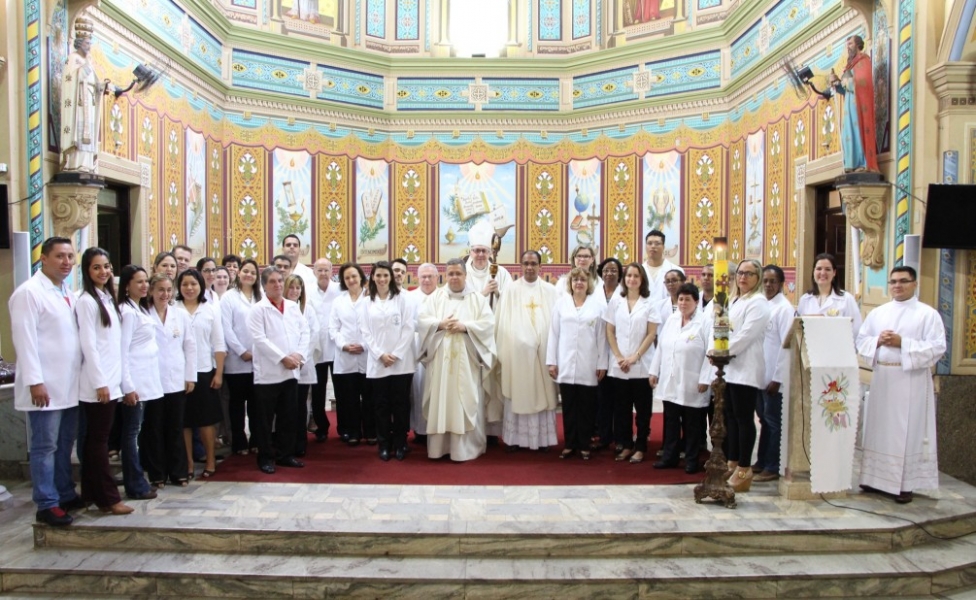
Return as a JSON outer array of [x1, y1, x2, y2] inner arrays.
[[284, 274, 320, 457]]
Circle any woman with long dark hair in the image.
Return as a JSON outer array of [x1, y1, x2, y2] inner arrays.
[[176, 269, 226, 479], [358, 262, 416, 461], [328, 263, 372, 445], [117, 265, 160, 500], [76, 247, 133, 515], [797, 252, 861, 333], [221, 258, 261, 455], [143, 274, 196, 487]]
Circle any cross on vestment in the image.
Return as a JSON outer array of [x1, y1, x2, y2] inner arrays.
[[525, 296, 540, 328]]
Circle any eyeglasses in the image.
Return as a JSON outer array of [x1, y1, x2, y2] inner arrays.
[[201, 268, 216, 274], [736, 271, 758, 278], [471, 248, 489, 255], [888, 278, 915, 285]]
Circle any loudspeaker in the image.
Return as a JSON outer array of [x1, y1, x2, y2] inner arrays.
[[0, 185, 9, 249]]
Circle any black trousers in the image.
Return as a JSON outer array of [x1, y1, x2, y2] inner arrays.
[[611, 376, 653, 452], [660, 400, 708, 465], [333, 371, 374, 440], [79, 401, 122, 509], [560, 383, 597, 451], [370, 373, 413, 452], [725, 382, 760, 467], [595, 376, 615, 445], [252, 379, 297, 465], [140, 391, 189, 484], [295, 383, 310, 455], [310, 361, 334, 436], [225, 372, 255, 453]]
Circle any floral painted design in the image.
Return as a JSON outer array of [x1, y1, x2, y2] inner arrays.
[[818, 373, 851, 432]]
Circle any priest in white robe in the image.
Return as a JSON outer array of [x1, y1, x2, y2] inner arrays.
[[855, 266, 946, 503], [417, 259, 496, 461], [496, 250, 559, 450]]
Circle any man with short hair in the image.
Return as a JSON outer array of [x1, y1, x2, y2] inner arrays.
[[417, 259, 496, 461], [9, 237, 84, 526], [753, 265, 794, 483], [173, 244, 193, 274], [699, 264, 715, 309], [391, 258, 409, 290], [309, 258, 340, 443], [247, 266, 310, 474], [272, 254, 293, 276], [495, 250, 559, 451], [856, 266, 946, 503], [408, 263, 440, 444], [282, 234, 316, 292], [642, 230, 684, 301]]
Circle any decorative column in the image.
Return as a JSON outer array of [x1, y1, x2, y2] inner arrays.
[[607, 0, 627, 48], [504, 0, 520, 56], [836, 181, 889, 270], [49, 179, 104, 244], [433, 0, 452, 57]]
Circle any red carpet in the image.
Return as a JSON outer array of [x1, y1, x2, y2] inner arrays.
[[207, 413, 707, 486]]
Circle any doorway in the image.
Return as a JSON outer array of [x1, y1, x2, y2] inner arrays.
[[814, 185, 846, 289], [97, 184, 131, 269]]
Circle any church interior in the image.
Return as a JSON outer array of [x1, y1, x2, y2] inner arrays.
[[1, 0, 976, 596]]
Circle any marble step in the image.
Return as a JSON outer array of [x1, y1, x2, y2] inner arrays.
[[5, 532, 976, 599]]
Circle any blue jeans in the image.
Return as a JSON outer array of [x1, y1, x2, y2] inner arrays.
[[27, 406, 80, 511], [755, 389, 783, 473], [119, 401, 151, 497]]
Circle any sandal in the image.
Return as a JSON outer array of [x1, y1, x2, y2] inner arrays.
[[629, 451, 645, 464], [150, 481, 165, 490], [201, 469, 216, 478], [177, 479, 189, 487], [615, 448, 633, 462], [580, 451, 591, 461], [559, 449, 575, 459]]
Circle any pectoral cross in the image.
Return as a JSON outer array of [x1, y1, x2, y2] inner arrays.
[[525, 296, 540, 328]]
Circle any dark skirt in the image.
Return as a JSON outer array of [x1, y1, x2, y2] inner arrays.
[[183, 369, 223, 428]]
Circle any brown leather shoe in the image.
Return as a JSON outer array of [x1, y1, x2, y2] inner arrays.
[[753, 471, 780, 482], [99, 502, 134, 515]]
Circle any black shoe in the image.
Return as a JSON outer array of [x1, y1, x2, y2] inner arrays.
[[259, 462, 276, 474], [366, 438, 378, 446], [395, 448, 406, 461], [895, 491, 914, 504], [127, 490, 158, 500], [653, 460, 679, 469], [347, 438, 360, 447], [412, 434, 427, 445], [295, 450, 306, 458], [275, 457, 305, 468], [36, 507, 73, 526], [684, 464, 701, 474], [339, 434, 351, 443], [487, 435, 499, 447], [379, 449, 391, 461], [59, 496, 88, 512], [315, 432, 328, 443]]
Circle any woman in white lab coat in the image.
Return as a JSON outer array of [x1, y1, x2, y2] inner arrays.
[[143, 274, 196, 487], [329, 263, 373, 445], [796, 252, 861, 334], [75, 247, 133, 515], [221, 258, 261, 455], [711, 259, 771, 492], [117, 265, 161, 500], [649, 283, 712, 474], [358, 262, 416, 461], [285, 274, 319, 457], [603, 262, 660, 464], [546, 267, 607, 460]]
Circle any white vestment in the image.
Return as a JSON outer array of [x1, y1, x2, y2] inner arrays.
[[495, 278, 559, 449], [60, 50, 105, 173], [418, 286, 496, 461], [464, 258, 511, 436], [855, 297, 946, 495], [407, 288, 433, 434]]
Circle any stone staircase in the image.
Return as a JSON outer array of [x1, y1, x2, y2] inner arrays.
[[1, 479, 975, 599]]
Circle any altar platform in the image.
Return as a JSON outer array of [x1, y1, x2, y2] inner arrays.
[[0, 472, 974, 599]]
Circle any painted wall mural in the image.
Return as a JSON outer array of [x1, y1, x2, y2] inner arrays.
[[272, 149, 313, 254], [185, 129, 208, 257], [642, 152, 682, 265], [568, 159, 602, 258], [745, 130, 765, 261], [355, 158, 390, 263], [438, 162, 518, 264]]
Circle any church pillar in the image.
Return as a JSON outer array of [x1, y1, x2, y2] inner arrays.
[[504, 0, 520, 57], [432, 0, 452, 57], [48, 181, 103, 246], [607, 0, 626, 48], [836, 182, 889, 270]]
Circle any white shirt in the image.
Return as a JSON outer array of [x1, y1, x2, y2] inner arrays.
[[329, 291, 368, 375], [602, 294, 661, 379], [763, 293, 795, 386], [649, 310, 712, 408], [177, 300, 226, 373], [546, 293, 607, 386], [359, 292, 417, 379], [713, 292, 771, 389], [797, 290, 862, 335], [643, 258, 684, 301], [120, 301, 163, 401], [297, 304, 319, 385], [151, 304, 197, 394], [247, 296, 310, 385], [221, 289, 256, 375], [292, 262, 318, 297], [76, 289, 123, 402], [8, 271, 82, 411], [310, 282, 341, 363]]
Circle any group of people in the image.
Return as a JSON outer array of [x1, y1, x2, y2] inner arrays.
[[10, 227, 945, 527]]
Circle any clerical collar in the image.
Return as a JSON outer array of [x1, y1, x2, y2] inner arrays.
[[522, 278, 539, 287], [469, 261, 489, 275], [448, 287, 472, 298]]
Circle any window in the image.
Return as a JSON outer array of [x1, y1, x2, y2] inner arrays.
[[449, 0, 508, 58]]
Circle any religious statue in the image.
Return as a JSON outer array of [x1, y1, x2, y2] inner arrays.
[[60, 17, 112, 174], [827, 35, 879, 173], [286, 0, 320, 23]]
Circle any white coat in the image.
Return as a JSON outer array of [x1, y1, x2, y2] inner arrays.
[[797, 290, 862, 335], [358, 292, 417, 379], [221, 289, 256, 375], [120, 301, 163, 401], [329, 291, 367, 375], [602, 294, 660, 380], [545, 292, 607, 386], [763, 293, 795, 387], [297, 303, 320, 385], [177, 300, 226, 373], [649, 310, 712, 408], [75, 289, 123, 402], [247, 296, 310, 385], [310, 282, 341, 363], [715, 292, 771, 389], [8, 271, 82, 411], [643, 259, 684, 301], [151, 304, 197, 394]]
